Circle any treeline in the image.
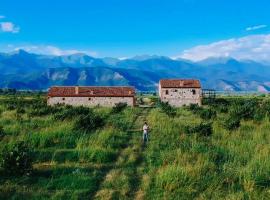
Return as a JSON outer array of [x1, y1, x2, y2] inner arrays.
[[0, 88, 45, 95]]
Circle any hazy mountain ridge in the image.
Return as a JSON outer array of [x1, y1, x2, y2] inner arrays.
[[0, 50, 270, 91]]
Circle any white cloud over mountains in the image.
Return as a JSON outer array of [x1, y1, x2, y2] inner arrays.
[[178, 34, 270, 62], [0, 22, 20, 33], [12, 45, 98, 57]]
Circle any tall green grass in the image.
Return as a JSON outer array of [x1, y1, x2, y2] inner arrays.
[[0, 95, 269, 199]]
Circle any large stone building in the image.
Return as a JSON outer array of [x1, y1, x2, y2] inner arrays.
[[47, 86, 135, 107], [159, 79, 202, 107]]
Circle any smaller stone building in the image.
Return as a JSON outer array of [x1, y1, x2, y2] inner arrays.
[[159, 79, 202, 107], [47, 86, 135, 107]]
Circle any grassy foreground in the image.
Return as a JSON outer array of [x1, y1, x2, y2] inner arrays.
[[0, 95, 269, 199]]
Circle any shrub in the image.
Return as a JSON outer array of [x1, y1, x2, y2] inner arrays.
[[229, 99, 258, 120], [0, 126, 5, 139], [253, 109, 266, 122], [208, 98, 230, 113], [184, 122, 213, 136], [158, 101, 176, 117], [199, 108, 217, 120], [29, 105, 61, 117], [107, 115, 130, 131], [188, 103, 202, 112], [223, 116, 241, 131], [16, 107, 25, 114], [111, 102, 127, 114], [1, 142, 33, 175], [54, 106, 91, 120], [253, 100, 270, 122], [73, 113, 104, 133]]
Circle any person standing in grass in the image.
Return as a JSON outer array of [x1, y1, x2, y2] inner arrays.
[[143, 122, 149, 142]]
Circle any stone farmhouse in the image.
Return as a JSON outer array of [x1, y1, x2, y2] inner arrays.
[[159, 79, 202, 107], [47, 86, 135, 107]]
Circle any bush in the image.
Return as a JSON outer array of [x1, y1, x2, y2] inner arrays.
[[184, 122, 213, 136], [29, 105, 61, 117], [199, 108, 217, 120], [253, 108, 266, 122], [158, 101, 176, 117], [0, 126, 5, 139], [111, 102, 127, 114], [73, 113, 104, 133], [223, 116, 241, 131], [107, 115, 130, 131], [1, 142, 33, 175], [188, 103, 202, 113], [54, 106, 92, 120], [229, 99, 258, 120], [187, 104, 216, 120], [16, 107, 25, 114], [207, 98, 230, 113], [253, 100, 270, 122]]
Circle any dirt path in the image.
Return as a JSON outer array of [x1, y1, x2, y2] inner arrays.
[[93, 108, 150, 200]]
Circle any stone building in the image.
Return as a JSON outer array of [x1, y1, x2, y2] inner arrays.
[[159, 79, 202, 107], [47, 86, 136, 107]]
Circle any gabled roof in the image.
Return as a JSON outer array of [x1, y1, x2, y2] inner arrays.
[[159, 79, 201, 88], [48, 86, 135, 97]]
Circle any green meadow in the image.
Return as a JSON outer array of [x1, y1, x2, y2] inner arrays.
[[0, 95, 269, 199]]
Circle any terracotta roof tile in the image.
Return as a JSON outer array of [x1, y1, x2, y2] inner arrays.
[[160, 79, 201, 88], [48, 86, 135, 97]]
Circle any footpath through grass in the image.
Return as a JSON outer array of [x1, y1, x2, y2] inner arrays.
[[94, 108, 150, 200]]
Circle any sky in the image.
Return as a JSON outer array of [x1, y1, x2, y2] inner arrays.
[[1, 0, 270, 60]]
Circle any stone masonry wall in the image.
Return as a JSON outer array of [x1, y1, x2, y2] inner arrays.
[[159, 88, 202, 107], [47, 96, 134, 107]]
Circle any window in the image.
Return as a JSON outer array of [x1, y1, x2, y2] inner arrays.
[[62, 97, 65, 101], [165, 90, 169, 95], [174, 89, 178, 92], [192, 89, 196, 95], [88, 98, 91, 101]]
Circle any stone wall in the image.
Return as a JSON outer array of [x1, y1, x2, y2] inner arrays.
[[159, 87, 202, 107], [47, 96, 135, 107]]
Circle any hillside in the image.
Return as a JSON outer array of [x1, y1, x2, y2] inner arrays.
[[1, 50, 270, 91]]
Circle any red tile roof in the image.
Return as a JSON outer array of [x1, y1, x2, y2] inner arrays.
[[48, 86, 135, 97], [159, 79, 201, 88]]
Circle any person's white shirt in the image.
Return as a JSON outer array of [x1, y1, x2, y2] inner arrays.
[[143, 124, 149, 134]]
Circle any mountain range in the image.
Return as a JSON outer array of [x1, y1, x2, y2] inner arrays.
[[1, 50, 270, 91]]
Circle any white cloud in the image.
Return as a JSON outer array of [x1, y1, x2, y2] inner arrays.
[[118, 57, 129, 60], [0, 22, 20, 33], [12, 45, 98, 57], [176, 34, 270, 62], [0, 15, 5, 19], [246, 24, 267, 31]]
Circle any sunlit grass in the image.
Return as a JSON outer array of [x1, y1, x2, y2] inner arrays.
[[0, 96, 270, 199]]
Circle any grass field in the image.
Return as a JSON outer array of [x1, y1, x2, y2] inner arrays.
[[0, 95, 270, 199]]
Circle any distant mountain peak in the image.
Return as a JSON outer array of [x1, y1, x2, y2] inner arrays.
[[130, 54, 170, 61], [10, 49, 30, 56]]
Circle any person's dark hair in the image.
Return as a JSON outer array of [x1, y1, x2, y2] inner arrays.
[[144, 122, 147, 125]]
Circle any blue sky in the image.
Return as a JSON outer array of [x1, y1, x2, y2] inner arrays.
[[1, 0, 270, 60]]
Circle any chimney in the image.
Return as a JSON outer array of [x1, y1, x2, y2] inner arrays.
[[75, 86, 79, 95]]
